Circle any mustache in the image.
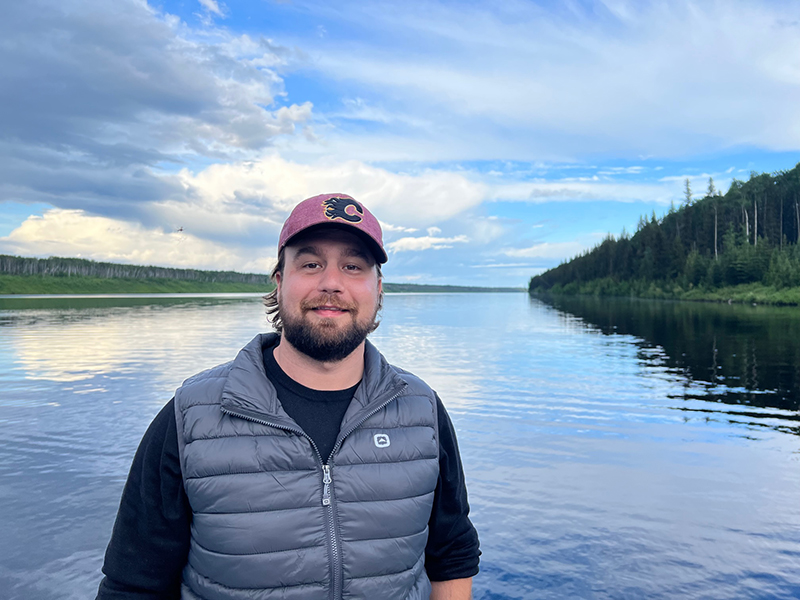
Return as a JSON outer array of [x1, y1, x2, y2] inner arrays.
[[300, 295, 358, 312]]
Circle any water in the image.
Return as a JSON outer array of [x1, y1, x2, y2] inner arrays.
[[1, 293, 799, 599]]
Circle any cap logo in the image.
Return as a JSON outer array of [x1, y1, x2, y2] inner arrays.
[[323, 197, 364, 224]]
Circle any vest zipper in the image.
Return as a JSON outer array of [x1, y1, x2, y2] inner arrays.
[[312, 384, 407, 600], [322, 464, 332, 506], [221, 381, 407, 600], [218, 407, 341, 598]]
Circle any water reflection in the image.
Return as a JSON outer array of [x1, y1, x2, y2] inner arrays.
[[540, 295, 800, 408], [2, 293, 800, 599], [0, 295, 265, 398], [538, 294, 800, 434]]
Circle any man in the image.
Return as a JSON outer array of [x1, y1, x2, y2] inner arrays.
[[97, 193, 480, 600]]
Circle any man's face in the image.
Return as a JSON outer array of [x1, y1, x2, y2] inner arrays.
[[276, 228, 383, 362]]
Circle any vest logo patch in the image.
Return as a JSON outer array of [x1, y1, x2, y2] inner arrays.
[[373, 433, 391, 448], [322, 197, 364, 223]]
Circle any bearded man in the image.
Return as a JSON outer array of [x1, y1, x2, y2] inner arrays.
[[96, 193, 480, 600]]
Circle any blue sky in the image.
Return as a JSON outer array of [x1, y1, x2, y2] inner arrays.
[[2, 0, 800, 287]]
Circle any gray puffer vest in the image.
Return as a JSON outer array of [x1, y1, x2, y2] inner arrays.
[[174, 333, 440, 600]]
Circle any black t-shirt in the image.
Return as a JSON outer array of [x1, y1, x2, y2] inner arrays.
[[97, 344, 480, 598], [262, 346, 356, 461]]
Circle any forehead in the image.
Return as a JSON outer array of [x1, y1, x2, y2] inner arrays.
[[285, 227, 373, 260]]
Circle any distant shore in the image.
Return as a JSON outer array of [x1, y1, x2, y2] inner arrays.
[[530, 279, 800, 306], [0, 274, 523, 295]]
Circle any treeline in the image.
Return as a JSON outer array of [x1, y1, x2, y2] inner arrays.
[[0, 254, 522, 295], [0, 255, 272, 285], [529, 163, 800, 296]]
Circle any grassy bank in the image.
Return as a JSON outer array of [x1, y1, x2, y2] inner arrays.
[[532, 277, 800, 306], [0, 274, 523, 295], [0, 275, 274, 295]]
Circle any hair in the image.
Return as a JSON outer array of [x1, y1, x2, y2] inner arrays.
[[263, 247, 384, 333]]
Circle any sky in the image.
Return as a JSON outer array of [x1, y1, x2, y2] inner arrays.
[[2, 0, 800, 287]]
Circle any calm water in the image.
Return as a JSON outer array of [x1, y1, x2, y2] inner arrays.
[[1, 293, 799, 599]]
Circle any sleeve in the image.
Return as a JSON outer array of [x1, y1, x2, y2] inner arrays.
[[95, 399, 191, 600], [424, 394, 481, 581]]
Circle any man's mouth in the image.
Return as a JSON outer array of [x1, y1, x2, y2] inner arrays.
[[309, 305, 349, 314]]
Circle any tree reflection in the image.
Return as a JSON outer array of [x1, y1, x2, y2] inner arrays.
[[539, 295, 800, 412]]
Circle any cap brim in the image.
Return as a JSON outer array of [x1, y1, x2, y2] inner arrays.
[[283, 223, 388, 264]]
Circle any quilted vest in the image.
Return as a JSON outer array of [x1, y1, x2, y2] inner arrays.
[[174, 333, 440, 600]]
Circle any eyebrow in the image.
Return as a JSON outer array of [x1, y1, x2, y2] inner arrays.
[[292, 245, 373, 264]]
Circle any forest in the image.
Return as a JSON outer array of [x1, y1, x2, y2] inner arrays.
[[0, 254, 521, 294], [529, 163, 800, 304], [0, 255, 273, 285]]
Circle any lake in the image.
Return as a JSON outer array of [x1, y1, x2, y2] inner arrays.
[[1, 292, 799, 599]]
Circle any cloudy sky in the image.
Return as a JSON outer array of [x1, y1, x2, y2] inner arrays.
[[2, 0, 800, 287]]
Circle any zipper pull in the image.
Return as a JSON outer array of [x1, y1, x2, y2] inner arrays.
[[322, 464, 332, 506]]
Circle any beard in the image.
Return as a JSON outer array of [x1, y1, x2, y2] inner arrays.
[[279, 295, 379, 362]]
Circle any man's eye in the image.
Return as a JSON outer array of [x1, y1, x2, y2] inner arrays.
[[344, 264, 362, 271], [303, 262, 321, 269]]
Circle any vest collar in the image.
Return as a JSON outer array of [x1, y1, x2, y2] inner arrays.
[[220, 332, 407, 428]]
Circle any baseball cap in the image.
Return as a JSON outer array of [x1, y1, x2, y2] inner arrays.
[[278, 193, 388, 264]]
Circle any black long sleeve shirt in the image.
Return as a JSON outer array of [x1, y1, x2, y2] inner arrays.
[[97, 348, 480, 598]]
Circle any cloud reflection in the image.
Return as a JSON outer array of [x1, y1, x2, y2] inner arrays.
[[3, 297, 267, 392]]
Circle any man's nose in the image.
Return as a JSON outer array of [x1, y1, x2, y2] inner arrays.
[[317, 266, 344, 293]]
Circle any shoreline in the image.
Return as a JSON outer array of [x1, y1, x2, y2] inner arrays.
[[530, 281, 800, 307], [0, 274, 523, 295]]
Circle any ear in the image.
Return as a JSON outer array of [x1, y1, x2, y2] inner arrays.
[[274, 270, 282, 294], [377, 277, 383, 295]]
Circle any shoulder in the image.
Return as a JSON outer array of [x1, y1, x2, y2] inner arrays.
[[180, 360, 234, 388], [178, 332, 276, 394], [174, 360, 234, 411], [388, 362, 437, 399]]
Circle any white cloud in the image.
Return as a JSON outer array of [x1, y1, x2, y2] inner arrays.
[[0, 209, 275, 273], [178, 154, 487, 228], [489, 180, 675, 205], [298, 0, 800, 158], [470, 262, 536, 269], [380, 221, 418, 233], [386, 234, 469, 252], [504, 238, 603, 261], [198, 0, 224, 17], [597, 166, 646, 175]]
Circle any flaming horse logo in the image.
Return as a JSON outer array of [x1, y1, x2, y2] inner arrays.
[[322, 197, 364, 223]]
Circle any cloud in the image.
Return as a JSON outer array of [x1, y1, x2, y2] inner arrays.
[[198, 0, 225, 18], [295, 0, 800, 159], [380, 221, 418, 233], [0, 209, 275, 273], [177, 154, 487, 229], [470, 262, 536, 269], [504, 238, 603, 261], [0, 0, 310, 215], [597, 166, 646, 175], [0, 150, 490, 266], [489, 180, 675, 205], [386, 234, 469, 252]]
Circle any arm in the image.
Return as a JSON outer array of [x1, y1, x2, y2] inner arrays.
[[425, 395, 480, 588], [96, 399, 191, 599], [431, 577, 473, 600]]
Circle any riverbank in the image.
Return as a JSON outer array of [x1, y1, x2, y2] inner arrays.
[[0, 274, 523, 295], [0, 274, 273, 294], [531, 278, 800, 306]]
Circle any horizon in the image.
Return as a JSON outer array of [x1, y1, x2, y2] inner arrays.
[[2, 0, 800, 287], [0, 253, 524, 289]]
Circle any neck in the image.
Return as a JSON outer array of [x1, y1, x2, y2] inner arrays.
[[273, 335, 366, 390]]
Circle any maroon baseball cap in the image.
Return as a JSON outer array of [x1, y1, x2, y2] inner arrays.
[[278, 193, 388, 264]]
